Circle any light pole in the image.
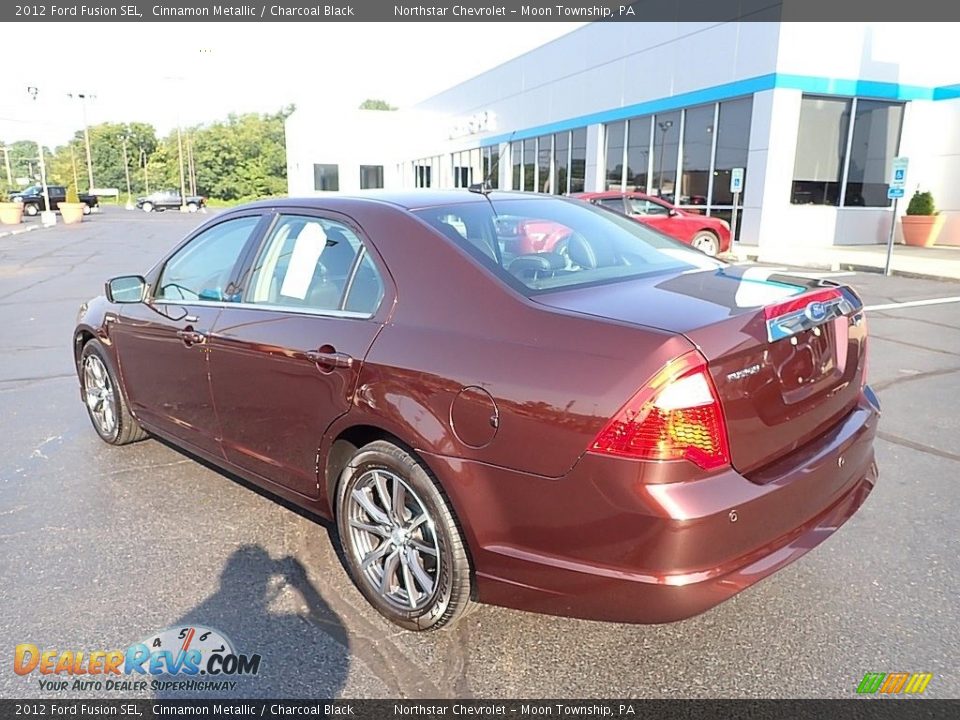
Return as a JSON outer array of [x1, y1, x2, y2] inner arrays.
[[139, 147, 150, 195], [1, 145, 12, 188], [26, 86, 53, 222], [67, 92, 96, 192], [119, 133, 133, 209], [656, 119, 673, 198]]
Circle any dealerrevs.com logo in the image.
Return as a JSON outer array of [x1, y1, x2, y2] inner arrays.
[[14, 626, 261, 693]]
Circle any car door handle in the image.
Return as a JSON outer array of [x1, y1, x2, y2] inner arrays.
[[176, 329, 206, 346], [305, 349, 354, 369]]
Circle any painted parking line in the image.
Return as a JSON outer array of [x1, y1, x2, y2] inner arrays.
[[865, 296, 960, 312]]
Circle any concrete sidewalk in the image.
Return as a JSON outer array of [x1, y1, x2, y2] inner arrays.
[[730, 243, 960, 281]]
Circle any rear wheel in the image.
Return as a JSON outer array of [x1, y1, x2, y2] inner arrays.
[[691, 231, 720, 256], [186, 202, 198, 213], [24, 203, 38, 217], [82, 204, 92, 216], [141, 202, 153, 213], [336, 440, 473, 631], [79, 340, 147, 446]]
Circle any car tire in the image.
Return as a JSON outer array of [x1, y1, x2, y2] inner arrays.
[[691, 231, 720, 256], [336, 440, 473, 631], [82, 204, 91, 216], [186, 202, 198, 213], [141, 202, 153, 213], [24, 204, 38, 217], [79, 340, 147, 446]]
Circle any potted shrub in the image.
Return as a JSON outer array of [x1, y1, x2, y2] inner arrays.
[[59, 186, 86, 225], [0, 196, 23, 225], [901, 190, 944, 247]]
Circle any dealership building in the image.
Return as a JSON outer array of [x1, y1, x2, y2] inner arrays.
[[285, 21, 960, 248]]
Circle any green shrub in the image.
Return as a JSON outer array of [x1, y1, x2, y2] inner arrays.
[[65, 185, 80, 204], [906, 190, 936, 216]]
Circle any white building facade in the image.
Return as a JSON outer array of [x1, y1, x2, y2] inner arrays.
[[286, 22, 960, 247]]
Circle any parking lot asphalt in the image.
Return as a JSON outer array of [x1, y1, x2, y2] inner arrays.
[[0, 207, 957, 699]]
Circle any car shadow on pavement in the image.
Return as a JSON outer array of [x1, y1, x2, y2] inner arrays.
[[152, 544, 350, 700]]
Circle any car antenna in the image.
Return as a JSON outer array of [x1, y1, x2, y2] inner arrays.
[[468, 129, 514, 197]]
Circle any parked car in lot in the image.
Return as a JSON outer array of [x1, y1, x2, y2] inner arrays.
[[9, 184, 99, 216], [74, 191, 878, 631], [571, 191, 732, 256], [136, 189, 206, 213]]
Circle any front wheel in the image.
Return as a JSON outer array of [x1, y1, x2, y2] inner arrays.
[[186, 202, 198, 213], [691, 231, 720, 256], [82, 204, 92, 216], [79, 340, 147, 446], [336, 440, 473, 631], [141, 202, 153, 213]]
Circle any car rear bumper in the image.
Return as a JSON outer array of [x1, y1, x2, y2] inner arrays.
[[426, 388, 879, 624]]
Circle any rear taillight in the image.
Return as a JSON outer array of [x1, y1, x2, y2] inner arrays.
[[590, 352, 731, 470]]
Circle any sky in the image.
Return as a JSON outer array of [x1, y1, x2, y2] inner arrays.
[[0, 22, 585, 149]]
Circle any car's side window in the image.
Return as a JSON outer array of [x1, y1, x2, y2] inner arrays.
[[246, 215, 383, 315], [628, 198, 669, 216], [598, 197, 626, 213], [155, 216, 261, 302]]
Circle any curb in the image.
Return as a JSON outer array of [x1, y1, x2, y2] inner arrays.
[[0, 224, 42, 240], [730, 249, 960, 283]]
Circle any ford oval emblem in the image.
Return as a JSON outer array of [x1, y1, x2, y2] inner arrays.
[[805, 301, 827, 323]]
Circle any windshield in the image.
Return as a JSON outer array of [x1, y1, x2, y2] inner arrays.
[[412, 197, 721, 295]]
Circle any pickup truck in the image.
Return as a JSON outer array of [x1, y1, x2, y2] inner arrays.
[[9, 184, 99, 216], [135, 189, 206, 213]]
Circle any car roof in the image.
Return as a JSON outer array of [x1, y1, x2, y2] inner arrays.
[[238, 190, 581, 212]]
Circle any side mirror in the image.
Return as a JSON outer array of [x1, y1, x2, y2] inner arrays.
[[105, 275, 146, 304], [668, 208, 680, 217]]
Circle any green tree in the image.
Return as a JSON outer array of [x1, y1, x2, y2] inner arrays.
[[1, 140, 52, 190], [359, 98, 397, 111]]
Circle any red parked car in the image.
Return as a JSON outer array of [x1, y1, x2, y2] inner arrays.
[[572, 191, 732, 256], [74, 191, 878, 631]]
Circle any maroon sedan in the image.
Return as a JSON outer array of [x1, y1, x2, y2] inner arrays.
[[74, 191, 879, 631], [572, 191, 732, 256]]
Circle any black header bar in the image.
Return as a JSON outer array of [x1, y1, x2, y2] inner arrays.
[[5, 0, 960, 22]]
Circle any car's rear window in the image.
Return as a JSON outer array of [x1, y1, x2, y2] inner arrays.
[[412, 197, 720, 295]]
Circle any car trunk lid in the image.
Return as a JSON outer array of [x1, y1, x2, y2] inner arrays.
[[533, 265, 867, 477]]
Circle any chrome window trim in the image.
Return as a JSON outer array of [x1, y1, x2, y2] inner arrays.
[[153, 298, 374, 321]]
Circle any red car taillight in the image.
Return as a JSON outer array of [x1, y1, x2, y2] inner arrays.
[[590, 351, 731, 470]]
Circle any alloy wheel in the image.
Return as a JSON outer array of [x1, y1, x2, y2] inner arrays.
[[345, 468, 440, 611], [83, 354, 116, 437]]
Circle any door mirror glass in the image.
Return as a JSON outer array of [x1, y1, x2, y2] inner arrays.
[[106, 275, 146, 303]]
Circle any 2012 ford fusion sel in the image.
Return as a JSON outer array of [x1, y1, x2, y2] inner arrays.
[[73, 191, 880, 631]]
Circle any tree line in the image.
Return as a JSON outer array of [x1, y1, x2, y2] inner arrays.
[[2, 105, 293, 203]]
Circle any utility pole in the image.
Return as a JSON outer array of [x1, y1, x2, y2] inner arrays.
[[26, 86, 53, 222], [140, 147, 150, 195], [68, 92, 96, 191], [186, 132, 196, 196], [70, 144, 80, 191], [119, 134, 132, 209], [1, 145, 12, 188], [176, 125, 188, 212]]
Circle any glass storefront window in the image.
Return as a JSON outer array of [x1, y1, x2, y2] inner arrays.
[[523, 138, 536, 192], [554, 131, 569, 195], [537, 135, 552, 193], [626, 116, 650, 193], [713, 97, 753, 206], [604, 121, 626, 191], [570, 128, 586, 193], [360, 165, 383, 190], [680, 105, 713, 207], [791, 97, 851, 206], [652, 111, 680, 202], [844, 100, 904, 207], [511, 141, 522, 190]]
